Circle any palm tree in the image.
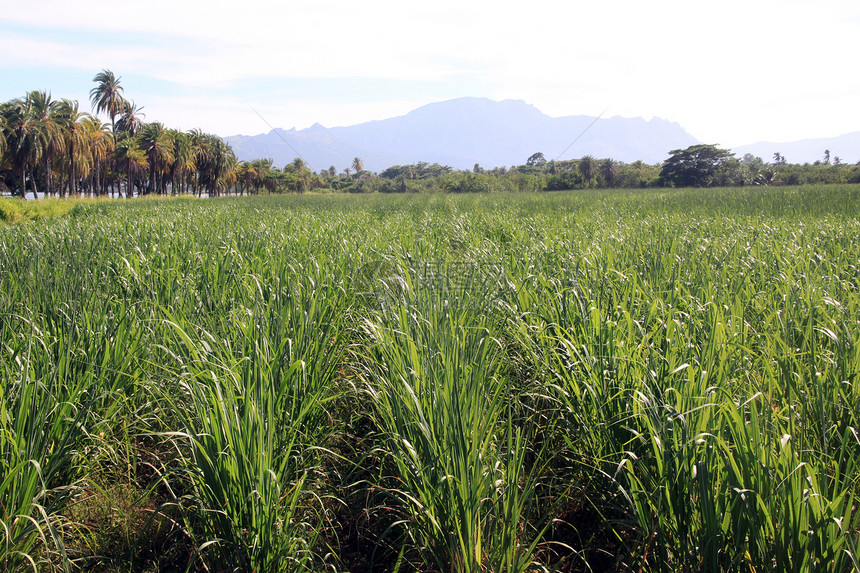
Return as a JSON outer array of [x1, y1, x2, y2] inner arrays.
[[599, 158, 619, 188], [26, 90, 65, 198], [578, 155, 598, 188], [352, 156, 364, 177], [90, 69, 125, 143], [113, 133, 148, 198], [139, 122, 174, 195], [0, 113, 7, 163], [252, 158, 274, 194], [287, 157, 306, 171], [242, 159, 258, 194], [188, 129, 211, 196], [235, 161, 250, 195], [1, 95, 52, 199], [217, 139, 238, 196], [0, 99, 31, 197], [0, 113, 10, 195], [81, 116, 112, 196], [115, 99, 145, 137], [168, 129, 194, 195], [222, 155, 238, 195], [242, 159, 259, 194], [127, 146, 148, 198], [55, 99, 90, 198], [284, 157, 312, 192], [195, 134, 234, 197]]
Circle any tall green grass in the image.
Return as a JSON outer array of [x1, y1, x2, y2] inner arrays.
[[0, 304, 146, 570], [158, 271, 346, 570], [358, 260, 544, 572], [0, 186, 858, 570], [506, 207, 860, 571], [0, 196, 98, 226]]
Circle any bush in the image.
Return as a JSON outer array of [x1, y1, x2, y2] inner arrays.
[[0, 198, 24, 224], [545, 171, 583, 191]]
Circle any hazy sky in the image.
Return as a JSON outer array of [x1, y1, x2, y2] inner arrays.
[[2, 0, 858, 146]]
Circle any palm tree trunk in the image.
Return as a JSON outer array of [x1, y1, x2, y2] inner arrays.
[[125, 163, 131, 199], [44, 157, 53, 197], [66, 143, 75, 198], [66, 161, 73, 199], [93, 160, 99, 198]]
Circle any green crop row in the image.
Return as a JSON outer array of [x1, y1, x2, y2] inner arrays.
[[1, 185, 858, 571]]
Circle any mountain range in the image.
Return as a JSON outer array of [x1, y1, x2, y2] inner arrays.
[[733, 133, 860, 166], [224, 98, 860, 172]]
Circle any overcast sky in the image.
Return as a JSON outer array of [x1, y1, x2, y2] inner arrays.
[[2, 0, 859, 147]]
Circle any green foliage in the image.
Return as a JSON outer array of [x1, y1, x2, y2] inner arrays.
[[1, 187, 859, 571], [526, 152, 547, 167], [660, 143, 736, 187], [545, 170, 583, 190], [614, 163, 652, 187], [379, 162, 453, 180], [0, 197, 24, 224], [442, 172, 497, 193], [0, 196, 81, 225], [358, 258, 545, 572], [159, 271, 346, 570], [342, 179, 378, 193], [377, 178, 410, 193]]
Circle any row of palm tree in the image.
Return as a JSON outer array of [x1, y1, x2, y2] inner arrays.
[[0, 70, 300, 199]]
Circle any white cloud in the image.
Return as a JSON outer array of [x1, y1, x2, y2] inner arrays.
[[141, 92, 424, 136], [2, 0, 859, 143]]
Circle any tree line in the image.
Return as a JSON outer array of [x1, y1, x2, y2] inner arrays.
[[365, 148, 860, 193], [0, 70, 326, 199], [3, 70, 860, 199]]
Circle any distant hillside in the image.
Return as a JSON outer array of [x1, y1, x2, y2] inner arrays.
[[733, 133, 860, 165], [224, 97, 699, 172]]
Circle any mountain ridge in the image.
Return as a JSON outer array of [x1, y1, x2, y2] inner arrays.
[[225, 97, 699, 171], [224, 97, 860, 171], [733, 132, 860, 165]]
